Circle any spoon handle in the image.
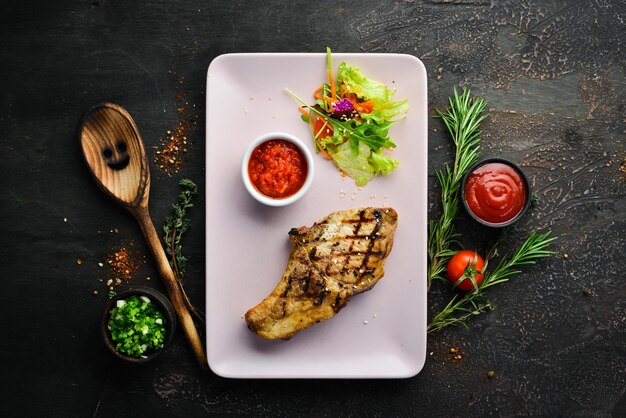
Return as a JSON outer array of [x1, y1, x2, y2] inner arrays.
[[133, 206, 208, 368]]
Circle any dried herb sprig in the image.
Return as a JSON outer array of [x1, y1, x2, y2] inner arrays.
[[163, 179, 204, 323], [428, 88, 488, 290], [164, 179, 197, 280], [427, 231, 556, 333]]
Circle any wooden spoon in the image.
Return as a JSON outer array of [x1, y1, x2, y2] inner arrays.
[[79, 103, 207, 368]]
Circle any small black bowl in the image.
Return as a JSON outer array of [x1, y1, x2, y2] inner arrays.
[[461, 158, 531, 228], [102, 287, 177, 363]]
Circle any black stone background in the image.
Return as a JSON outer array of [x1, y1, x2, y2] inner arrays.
[[1, 1, 625, 416]]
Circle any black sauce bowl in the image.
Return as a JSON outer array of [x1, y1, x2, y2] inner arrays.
[[461, 158, 532, 228], [102, 287, 177, 363]]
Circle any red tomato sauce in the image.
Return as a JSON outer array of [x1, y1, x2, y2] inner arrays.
[[464, 162, 526, 224], [248, 140, 308, 199]]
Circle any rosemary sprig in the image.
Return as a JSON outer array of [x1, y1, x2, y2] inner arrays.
[[428, 88, 487, 290], [427, 231, 556, 333], [163, 179, 204, 323]]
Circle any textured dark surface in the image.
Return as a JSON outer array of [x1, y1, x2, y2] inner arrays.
[[1, 0, 625, 416]]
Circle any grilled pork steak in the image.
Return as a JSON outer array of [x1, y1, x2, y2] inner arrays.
[[244, 207, 398, 340]]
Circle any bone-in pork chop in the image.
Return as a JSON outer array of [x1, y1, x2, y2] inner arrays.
[[244, 207, 398, 340]]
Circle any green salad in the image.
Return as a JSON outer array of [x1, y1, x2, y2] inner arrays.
[[286, 48, 408, 186], [108, 295, 166, 357]]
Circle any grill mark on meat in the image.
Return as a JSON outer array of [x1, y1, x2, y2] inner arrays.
[[353, 209, 366, 235], [310, 232, 380, 243], [359, 209, 383, 277], [282, 275, 294, 298], [343, 213, 370, 226], [332, 293, 347, 313], [309, 250, 385, 261], [281, 275, 295, 317], [342, 210, 365, 278]]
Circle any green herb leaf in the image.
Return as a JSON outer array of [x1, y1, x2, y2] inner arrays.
[[163, 179, 205, 324], [427, 88, 487, 291]]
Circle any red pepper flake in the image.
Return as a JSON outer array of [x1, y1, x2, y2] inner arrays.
[[104, 241, 145, 283], [155, 71, 197, 176]]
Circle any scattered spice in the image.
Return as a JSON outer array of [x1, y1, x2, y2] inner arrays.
[[93, 290, 99, 296], [563, 253, 569, 259], [583, 287, 591, 296], [76, 258, 82, 265], [154, 71, 197, 175], [447, 346, 465, 365], [105, 241, 145, 283], [487, 370, 495, 379]]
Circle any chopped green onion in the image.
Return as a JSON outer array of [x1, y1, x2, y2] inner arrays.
[[108, 295, 167, 357]]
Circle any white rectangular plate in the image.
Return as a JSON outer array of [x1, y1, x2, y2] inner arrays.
[[206, 53, 427, 378]]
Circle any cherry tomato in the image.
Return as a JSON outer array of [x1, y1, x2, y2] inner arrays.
[[447, 250, 485, 291]]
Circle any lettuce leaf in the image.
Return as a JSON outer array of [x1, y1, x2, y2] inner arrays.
[[328, 140, 400, 187], [337, 62, 408, 124], [329, 141, 374, 187], [369, 150, 399, 175]]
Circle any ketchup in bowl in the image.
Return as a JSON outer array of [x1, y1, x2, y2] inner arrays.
[[248, 139, 308, 199], [463, 159, 530, 226]]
